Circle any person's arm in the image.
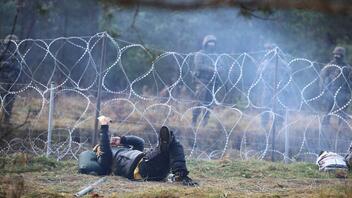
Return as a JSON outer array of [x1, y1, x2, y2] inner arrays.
[[193, 51, 203, 77], [99, 125, 110, 152], [345, 66, 352, 84], [96, 116, 113, 175], [319, 66, 328, 91], [120, 135, 145, 151]]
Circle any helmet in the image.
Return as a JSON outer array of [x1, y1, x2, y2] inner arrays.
[[264, 42, 277, 50], [332, 46, 346, 57], [202, 35, 217, 47], [3, 34, 18, 44]]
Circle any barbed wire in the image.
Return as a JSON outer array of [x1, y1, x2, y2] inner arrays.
[[1, 32, 351, 162]]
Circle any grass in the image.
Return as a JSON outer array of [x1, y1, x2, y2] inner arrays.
[[1, 154, 352, 197], [0, 153, 74, 174], [318, 184, 352, 198], [188, 159, 340, 179]]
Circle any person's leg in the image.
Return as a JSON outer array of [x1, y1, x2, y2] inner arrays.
[[192, 107, 201, 127], [322, 97, 333, 125], [336, 93, 350, 126], [138, 126, 171, 181], [139, 148, 170, 181], [139, 126, 198, 185], [78, 151, 105, 175], [322, 114, 331, 125], [275, 108, 285, 129], [167, 129, 198, 186], [261, 112, 269, 128], [260, 91, 272, 128], [202, 109, 210, 127], [168, 132, 188, 174], [3, 94, 15, 124], [192, 84, 205, 127], [201, 89, 213, 127]]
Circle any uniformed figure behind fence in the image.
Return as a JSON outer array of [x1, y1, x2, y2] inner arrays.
[[191, 35, 217, 127], [0, 34, 20, 125], [320, 46, 352, 126]]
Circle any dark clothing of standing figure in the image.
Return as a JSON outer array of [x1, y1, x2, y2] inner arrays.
[[192, 35, 217, 127], [0, 42, 20, 124], [258, 56, 291, 129], [320, 59, 352, 125], [79, 125, 189, 181]]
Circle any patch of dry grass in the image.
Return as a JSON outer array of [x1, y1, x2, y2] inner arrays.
[[1, 154, 352, 197], [9, 94, 344, 133]]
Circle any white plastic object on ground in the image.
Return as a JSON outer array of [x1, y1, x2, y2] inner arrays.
[[74, 177, 106, 197], [316, 151, 348, 171]]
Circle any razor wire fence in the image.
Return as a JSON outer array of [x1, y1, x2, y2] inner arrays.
[[1, 32, 352, 162]]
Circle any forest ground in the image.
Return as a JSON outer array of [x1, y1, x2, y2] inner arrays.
[[1, 154, 352, 198]]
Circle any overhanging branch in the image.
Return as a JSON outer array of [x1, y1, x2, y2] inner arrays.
[[103, 0, 352, 14]]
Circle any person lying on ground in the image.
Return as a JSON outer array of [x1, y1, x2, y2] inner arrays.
[[78, 115, 198, 186]]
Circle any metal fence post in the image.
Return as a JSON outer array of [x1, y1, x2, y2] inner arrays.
[[93, 33, 106, 146], [47, 81, 55, 157], [271, 50, 279, 162], [284, 110, 289, 164]]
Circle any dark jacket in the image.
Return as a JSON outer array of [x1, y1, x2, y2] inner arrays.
[[193, 49, 215, 85], [79, 126, 189, 181], [78, 125, 145, 179], [0, 43, 20, 92], [112, 136, 145, 179], [320, 59, 352, 93]]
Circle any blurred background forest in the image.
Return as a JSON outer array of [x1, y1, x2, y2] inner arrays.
[[1, 0, 352, 64], [1, 0, 352, 160]]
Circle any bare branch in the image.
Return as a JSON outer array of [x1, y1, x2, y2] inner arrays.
[[131, 3, 140, 28], [106, 0, 352, 14]]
